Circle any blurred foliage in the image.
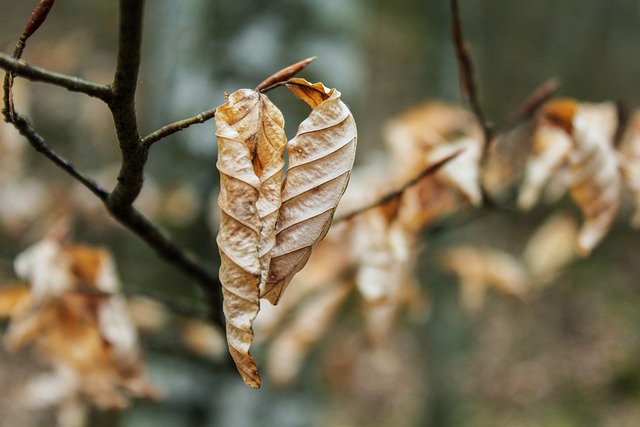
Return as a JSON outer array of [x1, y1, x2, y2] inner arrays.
[[1, 0, 640, 426]]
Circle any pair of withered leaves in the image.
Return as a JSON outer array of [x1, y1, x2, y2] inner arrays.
[[215, 78, 357, 387]]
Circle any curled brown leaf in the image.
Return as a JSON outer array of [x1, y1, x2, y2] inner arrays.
[[215, 88, 287, 388], [263, 79, 357, 305]]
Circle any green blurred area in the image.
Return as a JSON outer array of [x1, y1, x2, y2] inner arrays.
[[1, 1, 640, 426]]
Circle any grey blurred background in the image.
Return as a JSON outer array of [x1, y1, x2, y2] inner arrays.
[[2, 1, 640, 426]]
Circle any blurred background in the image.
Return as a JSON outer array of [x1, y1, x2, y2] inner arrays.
[[2, 0, 640, 426]]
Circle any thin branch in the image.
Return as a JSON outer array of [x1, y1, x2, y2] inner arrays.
[[106, 0, 146, 211], [2, 0, 226, 327], [105, 205, 224, 326], [3, 0, 57, 120], [142, 57, 318, 148], [492, 77, 561, 134], [142, 107, 217, 148], [6, 112, 224, 327], [123, 286, 213, 320], [450, 0, 490, 143], [8, 113, 110, 200], [0, 53, 112, 101], [614, 100, 630, 147], [333, 150, 462, 223]]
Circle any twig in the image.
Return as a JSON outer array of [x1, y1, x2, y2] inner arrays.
[[450, 0, 489, 144], [333, 150, 462, 223], [613, 100, 630, 147], [123, 286, 212, 320], [142, 107, 217, 148], [142, 57, 319, 148], [0, 53, 112, 101], [3, 0, 57, 120], [9, 114, 109, 200], [5, 111, 225, 327], [1, 0, 225, 328], [492, 77, 561, 134]]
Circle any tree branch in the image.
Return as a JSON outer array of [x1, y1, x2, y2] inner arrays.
[[106, 0, 146, 211], [7, 113, 109, 200], [450, 0, 490, 144], [1, 0, 225, 328], [4, 110, 224, 326], [142, 107, 217, 148], [105, 205, 224, 327], [492, 77, 561, 134], [0, 53, 112, 101], [333, 150, 462, 223]]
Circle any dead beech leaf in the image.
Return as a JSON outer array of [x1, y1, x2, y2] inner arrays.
[[254, 220, 356, 343], [263, 78, 357, 305], [266, 279, 351, 387], [568, 102, 621, 255], [181, 319, 227, 361], [442, 246, 530, 313], [215, 88, 286, 388], [428, 133, 483, 206], [518, 123, 572, 210], [519, 100, 621, 255], [618, 110, 640, 228], [522, 213, 578, 285], [353, 209, 427, 341], [0, 284, 30, 318], [383, 101, 484, 206], [5, 238, 155, 410]]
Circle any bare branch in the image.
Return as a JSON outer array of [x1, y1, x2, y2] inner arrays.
[[333, 150, 463, 223], [104, 205, 224, 327], [450, 0, 489, 142], [4, 111, 224, 327], [106, 0, 146, 211], [123, 286, 213, 320], [0, 53, 112, 101], [493, 77, 561, 134], [3, 0, 57, 120], [5, 112, 109, 200], [142, 107, 217, 148], [1, 0, 227, 327]]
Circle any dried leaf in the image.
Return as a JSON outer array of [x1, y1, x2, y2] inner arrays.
[[442, 246, 530, 313], [482, 122, 534, 200], [13, 239, 74, 304], [215, 88, 287, 388], [383, 101, 483, 205], [522, 213, 579, 285], [427, 133, 483, 206], [568, 102, 621, 255], [618, 110, 640, 227], [519, 100, 621, 255], [518, 123, 572, 210], [266, 279, 351, 386], [5, 239, 155, 409], [254, 220, 356, 342], [0, 284, 30, 318], [181, 319, 227, 361], [263, 79, 357, 305], [127, 297, 169, 333]]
